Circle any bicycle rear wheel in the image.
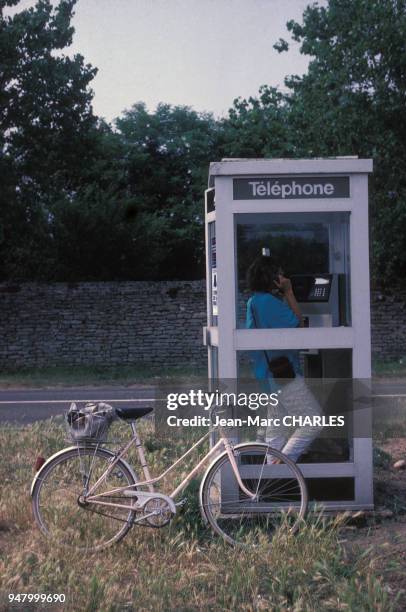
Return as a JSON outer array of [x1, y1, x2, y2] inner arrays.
[[200, 443, 307, 547], [32, 447, 137, 551]]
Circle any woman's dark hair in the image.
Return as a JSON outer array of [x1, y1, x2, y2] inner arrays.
[[247, 256, 279, 292]]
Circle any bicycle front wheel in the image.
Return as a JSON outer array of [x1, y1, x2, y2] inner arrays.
[[200, 443, 308, 547], [32, 447, 137, 551]]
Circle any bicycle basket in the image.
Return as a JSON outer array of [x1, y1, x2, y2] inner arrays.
[[66, 402, 115, 444]]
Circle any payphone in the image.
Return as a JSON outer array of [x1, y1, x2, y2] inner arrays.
[[204, 158, 373, 511], [291, 273, 351, 379], [291, 274, 340, 328]]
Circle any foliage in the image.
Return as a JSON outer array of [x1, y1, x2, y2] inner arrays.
[[115, 102, 220, 279], [49, 102, 221, 281], [220, 86, 294, 158], [223, 0, 406, 281], [288, 0, 406, 281], [0, 0, 98, 279], [1, 0, 406, 281], [0, 0, 221, 281], [0, 364, 207, 387]]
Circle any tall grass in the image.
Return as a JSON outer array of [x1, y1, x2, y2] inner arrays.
[[0, 419, 397, 611]]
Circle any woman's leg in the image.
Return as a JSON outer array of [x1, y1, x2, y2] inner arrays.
[[278, 376, 323, 462]]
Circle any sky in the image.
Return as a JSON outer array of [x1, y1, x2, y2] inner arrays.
[[13, 0, 323, 122]]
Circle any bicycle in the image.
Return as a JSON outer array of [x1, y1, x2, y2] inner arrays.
[[31, 405, 308, 550]]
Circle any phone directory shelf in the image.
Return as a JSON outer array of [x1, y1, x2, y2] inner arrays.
[[204, 158, 373, 510]]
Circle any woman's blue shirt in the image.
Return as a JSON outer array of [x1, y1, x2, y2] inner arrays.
[[246, 292, 302, 383]]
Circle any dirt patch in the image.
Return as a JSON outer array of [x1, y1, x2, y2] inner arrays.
[[342, 438, 406, 608], [381, 438, 406, 460]]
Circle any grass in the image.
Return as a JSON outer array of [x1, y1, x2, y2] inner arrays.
[[373, 397, 406, 442], [0, 364, 207, 388], [373, 358, 406, 378], [1, 356, 405, 389], [0, 418, 400, 611]]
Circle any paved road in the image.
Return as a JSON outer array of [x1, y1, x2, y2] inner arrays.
[[0, 381, 405, 424], [372, 381, 406, 397], [0, 386, 157, 424]]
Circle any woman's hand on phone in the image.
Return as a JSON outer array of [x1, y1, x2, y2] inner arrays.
[[274, 275, 293, 295]]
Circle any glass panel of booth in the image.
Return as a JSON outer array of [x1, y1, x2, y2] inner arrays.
[[235, 211, 351, 329], [235, 347, 357, 465]]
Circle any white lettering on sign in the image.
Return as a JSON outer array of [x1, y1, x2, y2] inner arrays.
[[248, 180, 335, 198]]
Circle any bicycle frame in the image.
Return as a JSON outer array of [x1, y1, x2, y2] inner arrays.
[[84, 422, 256, 512]]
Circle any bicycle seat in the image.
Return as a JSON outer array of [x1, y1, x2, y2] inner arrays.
[[115, 406, 153, 421]]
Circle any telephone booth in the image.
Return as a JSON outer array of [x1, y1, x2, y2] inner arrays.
[[204, 158, 374, 510]]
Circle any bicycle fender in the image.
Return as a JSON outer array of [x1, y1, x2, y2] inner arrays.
[[30, 446, 138, 497]]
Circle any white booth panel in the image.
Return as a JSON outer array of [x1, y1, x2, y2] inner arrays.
[[235, 328, 354, 350], [209, 158, 373, 179]]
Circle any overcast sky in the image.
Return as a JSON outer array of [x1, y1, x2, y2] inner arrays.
[[14, 0, 323, 122]]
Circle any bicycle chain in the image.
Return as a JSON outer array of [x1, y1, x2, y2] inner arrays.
[[78, 495, 143, 525]]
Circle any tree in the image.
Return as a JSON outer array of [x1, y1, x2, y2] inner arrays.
[[281, 0, 406, 281], [0, 0, 223, 281], [219, 86, 293, 159], [223, 0, 406, 282], [115, 102, 221, 279], [0, 0, 98, 280]]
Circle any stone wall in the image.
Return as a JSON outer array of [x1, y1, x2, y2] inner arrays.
[[371, 289, 406, 361], [0, 282, 405, 371], [0, 282, 207, 370]]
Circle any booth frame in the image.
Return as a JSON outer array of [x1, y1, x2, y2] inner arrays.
[[204, 158, 374, 511]]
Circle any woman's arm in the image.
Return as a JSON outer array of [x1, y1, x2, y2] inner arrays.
[[284, 288, 303, 326], [274, 276, 303, 327]]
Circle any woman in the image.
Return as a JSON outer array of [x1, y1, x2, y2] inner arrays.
[[246, 255, 322, 462]]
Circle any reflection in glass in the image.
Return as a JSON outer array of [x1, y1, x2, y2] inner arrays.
[[238, 349, 353, 464], [236, 212, 351, 328]]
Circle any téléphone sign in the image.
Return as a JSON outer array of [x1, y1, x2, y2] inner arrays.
[[233, 176, 350, 200]]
